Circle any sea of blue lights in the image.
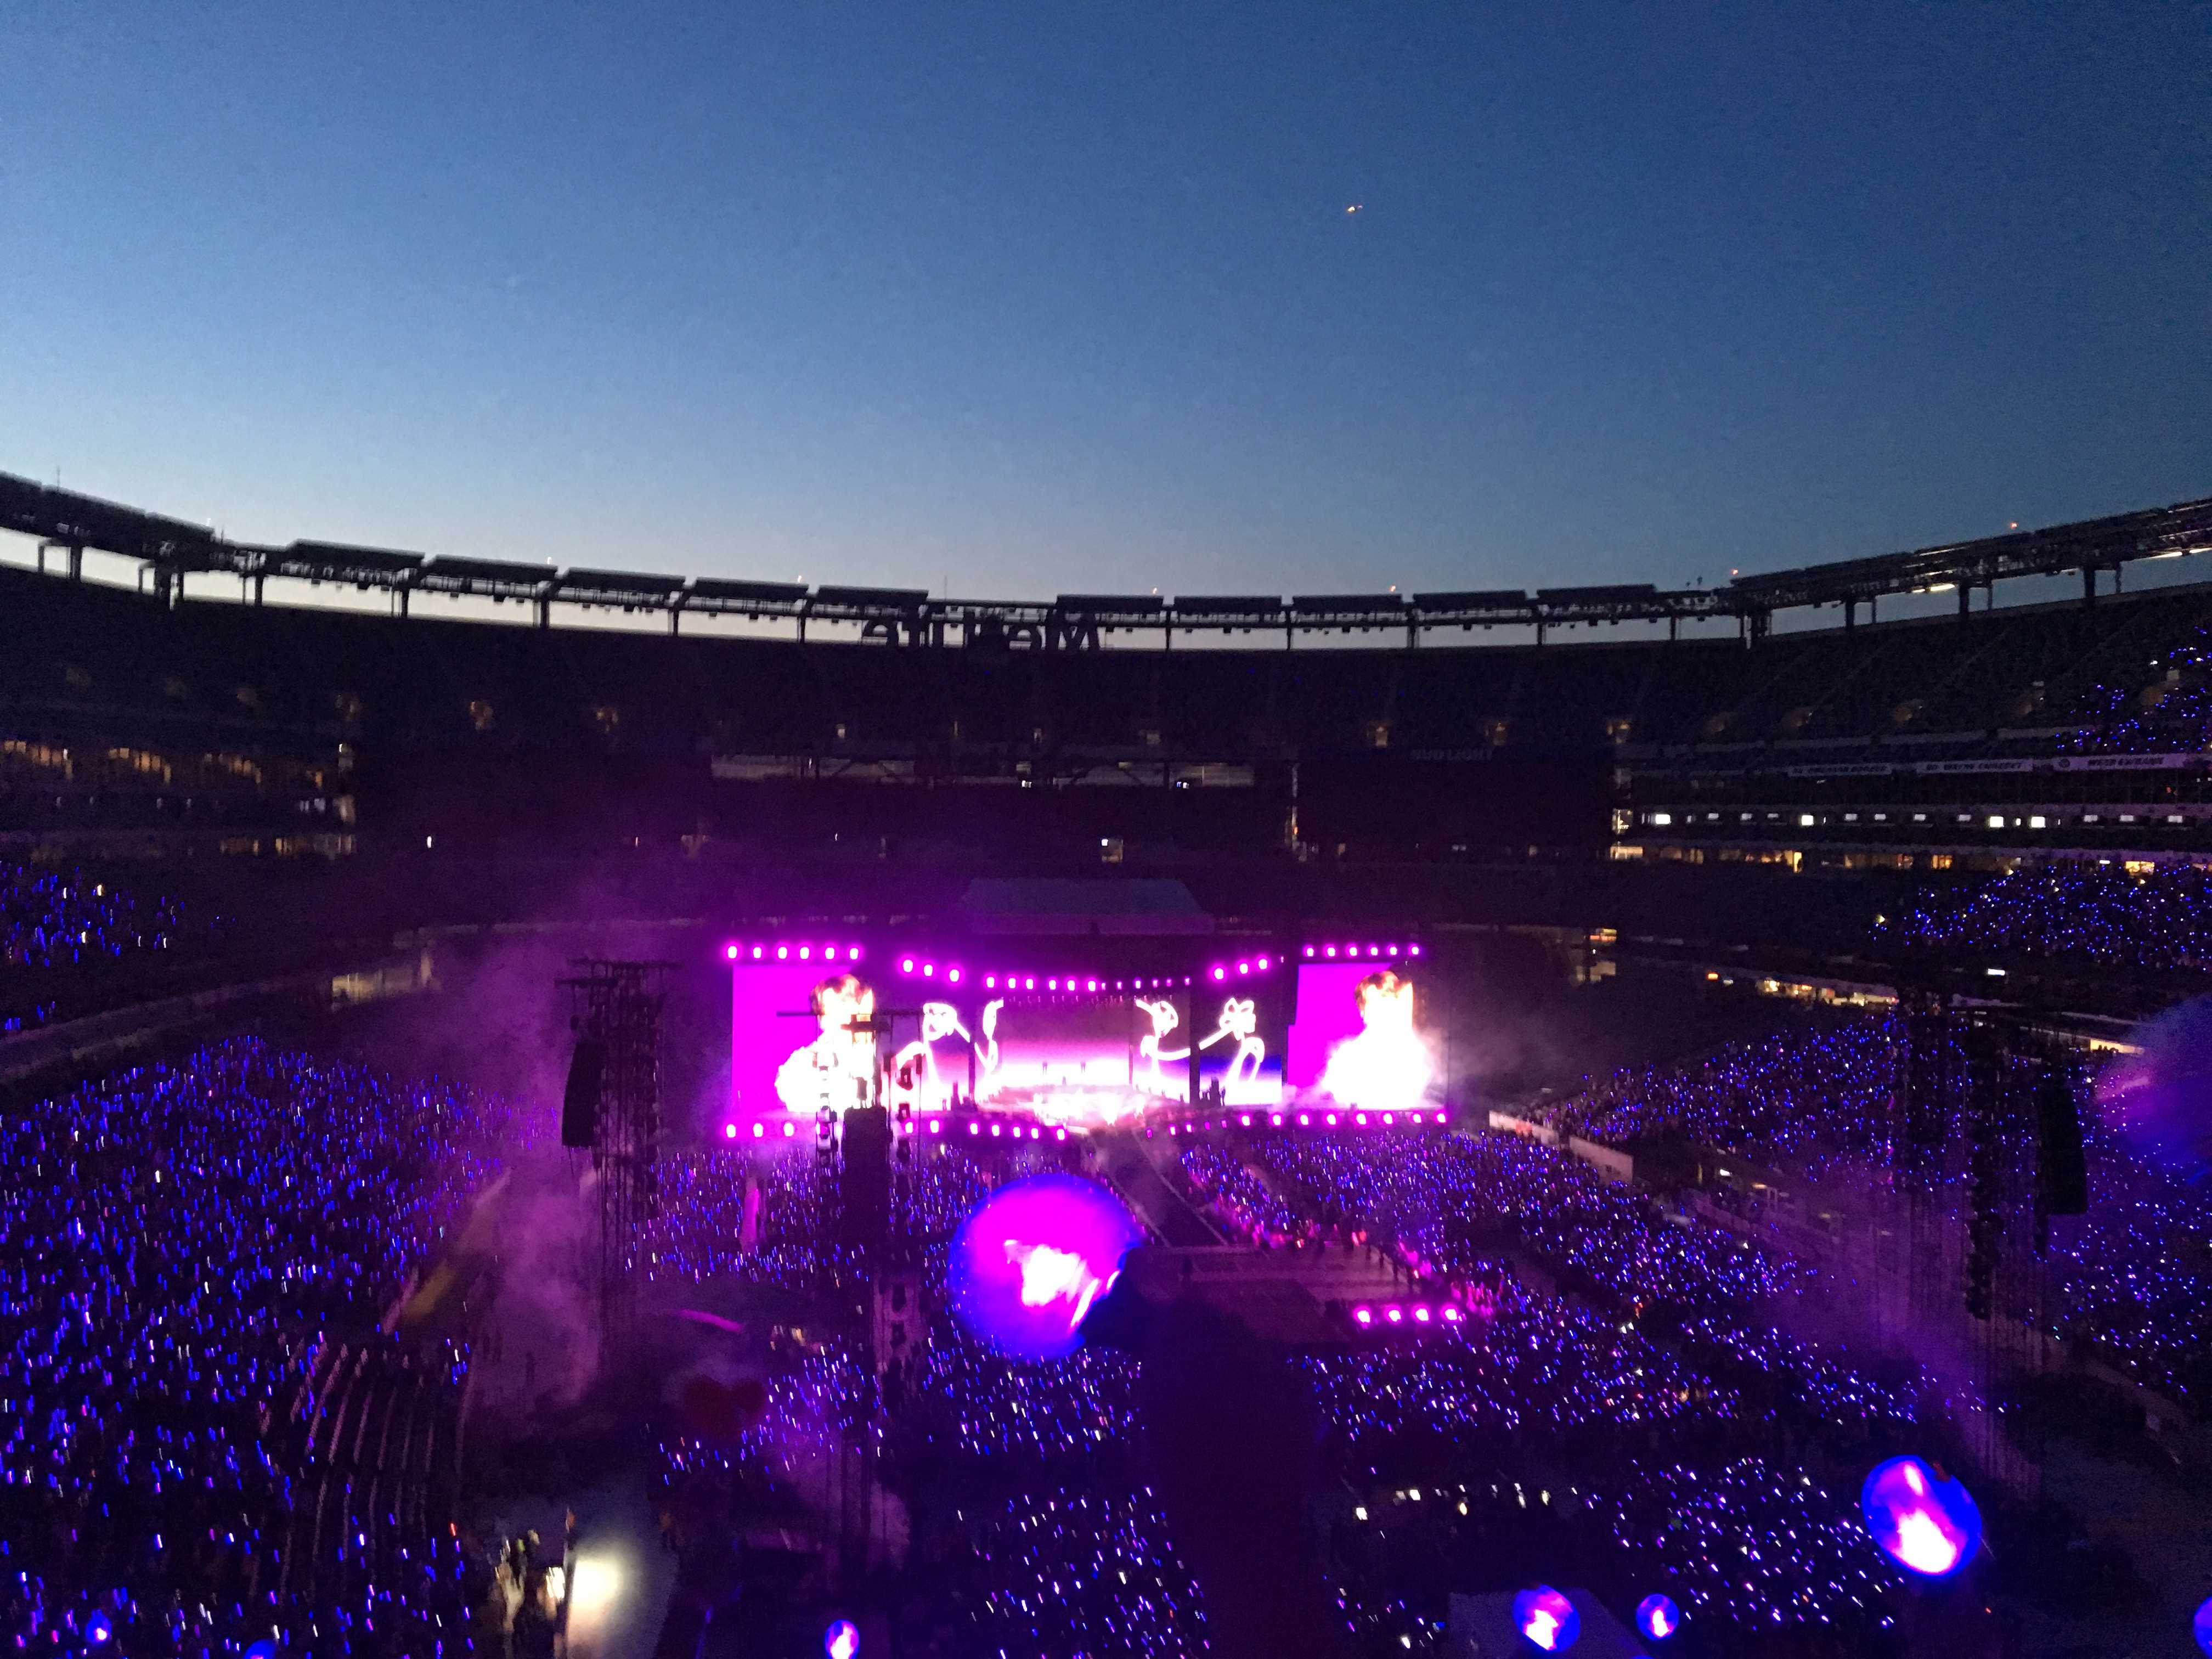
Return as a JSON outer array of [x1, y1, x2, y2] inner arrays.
[[15, 1009, 2211, 1656]]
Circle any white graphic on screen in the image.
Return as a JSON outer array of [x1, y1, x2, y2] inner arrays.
[[1317, 970, 1434, 1113], [975, 999, 1004, 1081], [1136, 997, 1189, 1096], [1197, 996, 1267, 1100], [775, 973, 877, 1114], [888, 1000, 970, 1111]]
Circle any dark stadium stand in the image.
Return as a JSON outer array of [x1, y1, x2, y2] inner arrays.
[[2, 471, 2210, 873]]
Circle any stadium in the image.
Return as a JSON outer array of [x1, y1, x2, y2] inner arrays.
[[7, 464, 2212, 1659]]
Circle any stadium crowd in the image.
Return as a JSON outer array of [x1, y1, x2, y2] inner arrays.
[[1524, 1011, 2212, 1408], [1876, 863, 2212, 970], [0, 861, 201, 972], [0, 860, 215, 1030], [1, 1036, 525, 1657], [1175, 1141, 1305, 1242], [634, 1120, 1940, 1652], [16, 1007, 2206, 1655], [2058, 626, 2212, 754]]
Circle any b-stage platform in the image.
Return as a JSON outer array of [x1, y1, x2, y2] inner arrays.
[[1120, 1242, 1414, 1347]]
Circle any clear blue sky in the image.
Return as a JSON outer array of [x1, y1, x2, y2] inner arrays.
[[2, 2, 2206, 599]]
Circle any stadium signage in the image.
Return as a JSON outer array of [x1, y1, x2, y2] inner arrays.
[[1910, 758, 2038, 775], [2050, 752, 2202, 771]]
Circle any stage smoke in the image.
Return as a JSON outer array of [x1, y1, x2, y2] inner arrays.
[[2100, 995, 2212, 1181]]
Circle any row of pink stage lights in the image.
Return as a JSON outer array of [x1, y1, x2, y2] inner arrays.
[[725, 1108, 1449, 1139], [1350, 1301, 1468, 1329], [715, 940, 1421, 979], [893, 958, 1280, 990], [1163, 1109, 1450, 1130], [726, 941, 862, 962], [730, 1118, 1070, 1142]]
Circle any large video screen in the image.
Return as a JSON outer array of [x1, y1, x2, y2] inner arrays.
[[885, 998, 975, 1114], [1191, 982, 1286, 1108], [1286, 962, 1439, 1113], [974, 992, 1190, 1124], [732, 963, 881, 1119]]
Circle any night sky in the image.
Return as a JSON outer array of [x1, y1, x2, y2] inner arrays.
[[3, 3, 2206, 599]]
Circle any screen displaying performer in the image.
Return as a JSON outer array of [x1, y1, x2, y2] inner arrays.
[[729, 962, 882, 1120], [1286, 963, 1437, 1114], [774, 971, 878, 1115]]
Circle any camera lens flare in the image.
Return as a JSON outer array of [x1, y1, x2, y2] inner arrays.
[[947, 1174, 1141, 1360], [1634, 1592, 1681, 1641], [1860, 1455, 1980, 1577], [1512, 1585, 1578, 1651]]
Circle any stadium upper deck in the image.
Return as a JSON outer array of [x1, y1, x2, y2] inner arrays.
[[3, 472, 2210, 864]]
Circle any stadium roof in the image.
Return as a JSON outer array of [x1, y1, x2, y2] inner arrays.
[[1, 466, 2206, 647]]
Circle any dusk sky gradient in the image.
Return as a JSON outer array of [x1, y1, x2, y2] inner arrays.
[[3, 2, 2207, 599]]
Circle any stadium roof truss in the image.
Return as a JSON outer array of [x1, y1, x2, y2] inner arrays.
[[1, 469, 2206, 651]]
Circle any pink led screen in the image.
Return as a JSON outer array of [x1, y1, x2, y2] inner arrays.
[[1286, 962, 1439, 1114], [730, 962, 881, 1120]]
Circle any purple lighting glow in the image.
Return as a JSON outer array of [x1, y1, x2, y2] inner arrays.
[[2194, 1594, 2212, 1657], [1635, 1592, 1681, 1641], [1514, 1587, 1579, 1651], [1860, 1456, 1980, 1578], [947, 1174, 1141, 1361], [823, 1618, 861, 1659]]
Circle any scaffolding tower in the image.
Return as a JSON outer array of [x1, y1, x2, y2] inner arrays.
[[560, 959, 672, 1341]]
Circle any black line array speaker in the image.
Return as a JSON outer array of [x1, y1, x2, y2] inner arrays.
[[839, 1105, 893, 1254], [2034, 1062, 2090, 1217], [562, 1036, 605, 1149]]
